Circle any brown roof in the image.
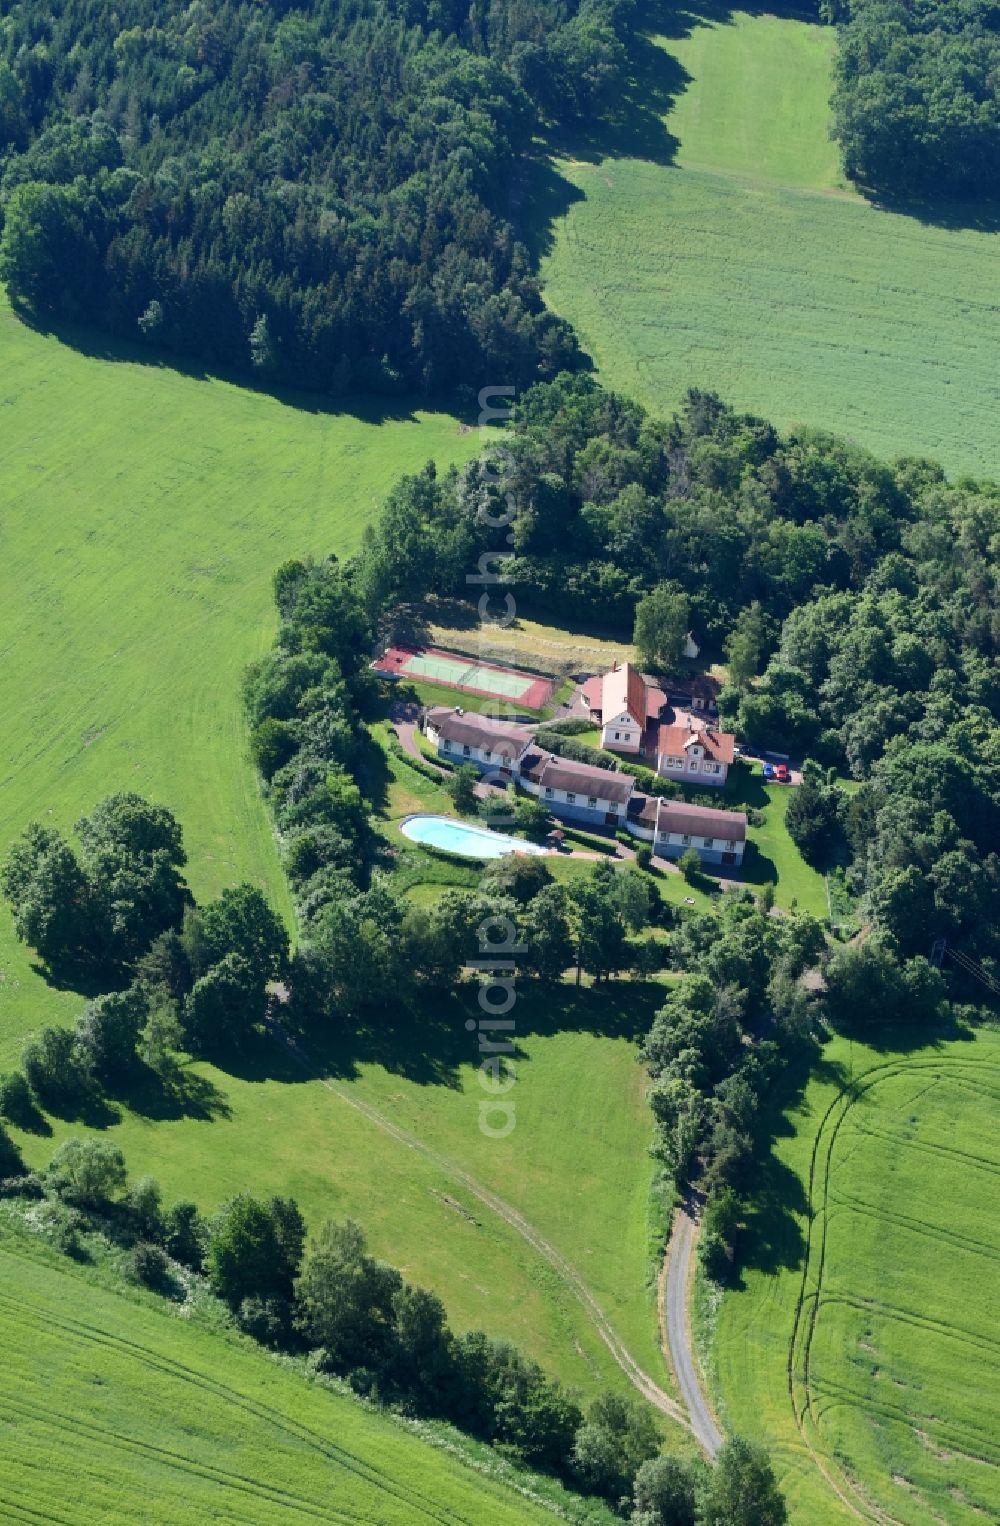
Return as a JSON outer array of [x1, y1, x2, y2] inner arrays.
[[601, 663, 647, 726], [656, 722, 736, 766], [517, 749, 547, 783], [539, 755, 635, 805], [628, 794, 659, 826], [656, 799, 746, 842], [426, 707, 531, 757]]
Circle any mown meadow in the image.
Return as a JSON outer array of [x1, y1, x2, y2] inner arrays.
[[538, 9, 1000, 480], [703, 1025, 1000, 1524], [0, 297, 482, 1060], [0, 300, 680, 1424], [0, 1218, 561, 1525]]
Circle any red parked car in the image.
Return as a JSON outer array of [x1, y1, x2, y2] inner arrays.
[[775, 763, 791, 783]]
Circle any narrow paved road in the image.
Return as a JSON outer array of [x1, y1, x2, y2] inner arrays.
[[661, 1203, 723, 1457]]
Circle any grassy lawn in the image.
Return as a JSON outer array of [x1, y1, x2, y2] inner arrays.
[[427, 612, 636, 678], [705, 1025, 1000, 1525], [10, 980, 672, 1411], [0, 1219, 558, 1525], [0, 304, 679, 1426], [717, 767, 827, 917], [396, 678, 547, 720], [537, 10, 1000, 479], [0, 298, 483, 1065]]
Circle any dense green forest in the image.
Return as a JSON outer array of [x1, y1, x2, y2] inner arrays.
[[0, 0, 629, 391], [829, 0, 1000, 198]]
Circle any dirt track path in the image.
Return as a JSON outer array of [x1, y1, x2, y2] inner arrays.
[[267, 1019, 690, 1430], [659, 1202, 723, 1457]]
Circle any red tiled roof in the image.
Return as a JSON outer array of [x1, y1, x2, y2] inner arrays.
[[583, 666, 667, 723], [601, 663, 647, 727], [656, 722, 736, 766]]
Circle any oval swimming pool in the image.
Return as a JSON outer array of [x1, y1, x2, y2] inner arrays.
[[400, 814, 548, 860]]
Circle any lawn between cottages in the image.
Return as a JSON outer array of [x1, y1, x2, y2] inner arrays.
[[700, 1024, 1000, 1526], [387, 710, 820, 915], [537, 9, 1000, 481], [0, 1218, 561, 1526]]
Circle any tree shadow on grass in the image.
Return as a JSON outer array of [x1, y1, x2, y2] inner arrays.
[[851, 187, 1000, 237], [725, 1047, 846, 1284], [229, 976, 665, 1095], [10, 301, 461, 429], [826, 1007, 976, 1056], [723, 841, 779, 896], [113, 1060, 233, 1124], [29, 955, 130, 1002]]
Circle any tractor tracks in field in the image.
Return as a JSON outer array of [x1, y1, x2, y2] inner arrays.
[[787, 1051, 1000, 1526], [0, 1273, 475, 1526], [267, 1020, 691, 1434]]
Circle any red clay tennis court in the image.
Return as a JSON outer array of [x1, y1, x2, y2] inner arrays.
[[375, 645, 553, 709]]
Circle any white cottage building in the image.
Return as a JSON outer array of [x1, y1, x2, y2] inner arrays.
[[627, 795, 746, 867], [423, 707, 533, 776]]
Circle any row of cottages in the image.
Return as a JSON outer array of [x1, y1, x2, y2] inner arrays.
[[582, 662, 734, 787], [422, 706, 746, 866]]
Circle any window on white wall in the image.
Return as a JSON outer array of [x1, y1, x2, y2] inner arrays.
[[588, 795, 598, 808], [566, 792, 576, 804]]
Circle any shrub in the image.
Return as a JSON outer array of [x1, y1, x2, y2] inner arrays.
[[535, 717, 597, 737], [678, 847, 702, 883], [48, 1137, 127, 1208], [129, 1240, 171, 1290], [0, 1172, 43, 1200], [163, 1200, 206, 1269], [22, 1026, 91, 1109], [445, 764, 479, 815], [634, 843, 653, 871], [535, 731, 619, 771], [0, 1123, 25, 1178], [126, 1175, 164, 1239], [238, 1294, 294, 1349]]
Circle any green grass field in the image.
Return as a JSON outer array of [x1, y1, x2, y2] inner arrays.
[[0, 301, 678, 1425], [538, 11, 1000, 479], [705, 1026, 1000, 1524], [0, 1219, 559, 1525], [0, 298, 484, 1063], [11, 979, 669, 1407]]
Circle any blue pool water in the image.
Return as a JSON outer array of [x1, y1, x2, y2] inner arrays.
[[400, 814, 548, 860]]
